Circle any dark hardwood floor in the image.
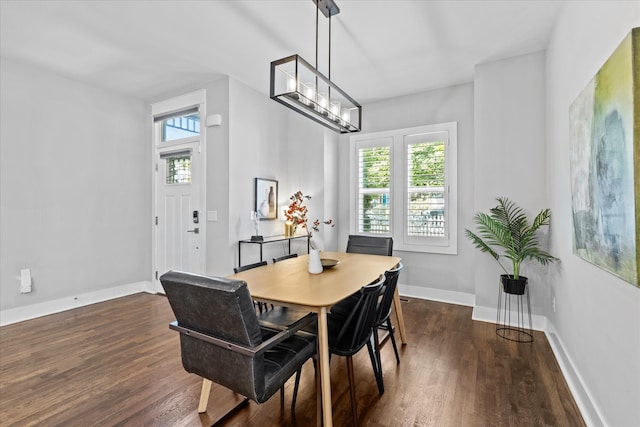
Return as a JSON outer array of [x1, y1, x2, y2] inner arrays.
[[0, 293, 584, 426]]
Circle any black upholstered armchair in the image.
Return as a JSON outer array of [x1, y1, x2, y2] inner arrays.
[[160, 270, 316, 419]]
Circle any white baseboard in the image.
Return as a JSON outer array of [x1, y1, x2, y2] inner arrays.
[[0, 281, 155, 326], [398, 283, 476, 307], [544, 323, 605, 427], [471, 305, 547, 331]]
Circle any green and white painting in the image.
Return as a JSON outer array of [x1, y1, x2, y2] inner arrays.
[[569, 28, 639, 287]]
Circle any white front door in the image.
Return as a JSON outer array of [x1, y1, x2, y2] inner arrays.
[[155, 143, 203, 292], [151, 92, 206, 294]]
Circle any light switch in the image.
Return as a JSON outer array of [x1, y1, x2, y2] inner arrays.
[[20, 269, 32, 293], [207, 211, 218, 221]]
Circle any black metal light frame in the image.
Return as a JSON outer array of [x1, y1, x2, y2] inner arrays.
[[269, 0, 362, 134], [270, 55, 361, 133]]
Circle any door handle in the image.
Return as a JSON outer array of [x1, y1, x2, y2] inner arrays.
[[187, 228, 200, 234]]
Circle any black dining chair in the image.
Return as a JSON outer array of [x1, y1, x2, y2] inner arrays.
[[260, 253, 314, 330], [233, 260, 268, 272], [325, 275, 386, 426], [160, 270, 317, 420], [370, 262, 403, 393], [234, 261, 270, 313], [273, 253, 298, 263], [346, 235, 393, 256], [345, 235, 400, 387]]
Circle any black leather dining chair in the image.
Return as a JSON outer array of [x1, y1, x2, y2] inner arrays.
[[160, 270, 316, 420], [346, 235, 393, 256], [325, 275, 386, 426], [234, 261, 270, 313]]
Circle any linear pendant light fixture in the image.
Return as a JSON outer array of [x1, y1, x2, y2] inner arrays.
[[270, 0, 362, 133]]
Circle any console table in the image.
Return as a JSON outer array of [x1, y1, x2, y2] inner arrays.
[[238, 234, 310, 267]]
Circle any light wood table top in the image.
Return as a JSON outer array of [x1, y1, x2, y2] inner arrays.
[[231, 251, 402, 309]]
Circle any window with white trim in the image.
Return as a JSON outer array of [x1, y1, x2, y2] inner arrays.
[[350, 122, 457, 254]]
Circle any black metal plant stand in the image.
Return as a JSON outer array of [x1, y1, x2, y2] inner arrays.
[[496, 277, 533, 343]]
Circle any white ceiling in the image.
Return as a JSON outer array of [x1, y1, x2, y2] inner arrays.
[[0, 0, 561, 104]]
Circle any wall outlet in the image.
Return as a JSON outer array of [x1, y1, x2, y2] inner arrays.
[[552, 297, 556, 313]]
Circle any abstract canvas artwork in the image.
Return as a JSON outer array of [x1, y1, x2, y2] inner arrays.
[[569, 28, 639, 287]]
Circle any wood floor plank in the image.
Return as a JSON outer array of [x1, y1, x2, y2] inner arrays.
[[0, 294, 585, 426]]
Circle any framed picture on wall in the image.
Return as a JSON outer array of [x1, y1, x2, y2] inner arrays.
[[569, 28, 639, 287], [255, 178, 278, 220]]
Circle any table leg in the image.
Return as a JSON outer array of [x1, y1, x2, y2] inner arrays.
[[317, 307, 333, 426], [392, 287, 408, 345]]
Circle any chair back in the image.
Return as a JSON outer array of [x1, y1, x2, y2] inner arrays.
[[375, 263, 403, 326], [346, 235, 393, 256], [273, 253, 298, 263], [160, 270, 264, 400], [330, 275, 385, 355], [234, 260, 267, 273]]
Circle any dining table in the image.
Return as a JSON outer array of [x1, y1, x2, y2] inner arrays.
[[229, 251, 404, 426]]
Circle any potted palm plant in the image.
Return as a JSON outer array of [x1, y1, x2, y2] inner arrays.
[[465, 197, 558, 294]]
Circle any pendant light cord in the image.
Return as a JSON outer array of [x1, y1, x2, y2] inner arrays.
[[328, 14, 332, 80], [315, 1, 332, 79]]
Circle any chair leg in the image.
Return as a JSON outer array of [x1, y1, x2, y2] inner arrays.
[[198, 378, 212, 413], [367, 336, 384, 395], [291, 367, 302, 416], [280, 386, 285, 408], [346, 356, 358, 426], [387, 319, 400, 364], [373, 328, 383, 373]]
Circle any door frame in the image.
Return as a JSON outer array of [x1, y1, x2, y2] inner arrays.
[[151, 90, 207, 293]]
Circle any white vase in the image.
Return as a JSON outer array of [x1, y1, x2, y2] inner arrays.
[[308, 249, 323, 274]]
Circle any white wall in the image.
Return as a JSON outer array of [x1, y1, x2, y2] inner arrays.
[[285, 109, 337, 252], [323, 129, 339, 251], [473, 51, 549, 315], [204, 78, 231, 276], [223, 78, 332, 269], [546, 3, 640, 426], [337, 83, 476, 299], [226, 78, 289, 269], [0, 58, 150, 313]]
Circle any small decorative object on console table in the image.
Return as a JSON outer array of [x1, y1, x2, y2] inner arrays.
[[283, 191, 310, 235], [283, 190, 335, 237], [284, 221, 295, 237], [250, 211, 263, 242]]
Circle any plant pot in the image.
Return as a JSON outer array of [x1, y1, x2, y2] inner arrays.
[[501, 275, 528, 295]]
